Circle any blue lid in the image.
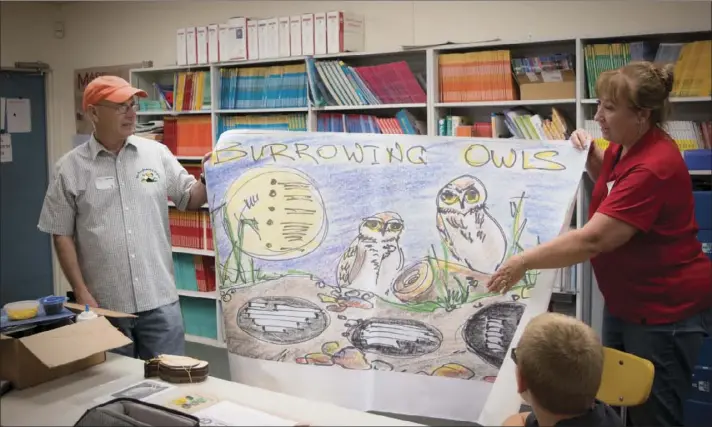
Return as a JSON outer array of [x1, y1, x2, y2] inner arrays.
[[40, 295, 67, 304]]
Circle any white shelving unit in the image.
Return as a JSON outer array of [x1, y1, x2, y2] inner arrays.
[[130, 29, 711, 341], [177, 289, 217, 300], [171, 246, 214, 257]]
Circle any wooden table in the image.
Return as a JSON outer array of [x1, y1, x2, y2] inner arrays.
[[0, 353, 422, 426]]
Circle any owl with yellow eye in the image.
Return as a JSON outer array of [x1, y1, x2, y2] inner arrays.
[[436, 175, 507, 275], [336, 211, 405, 293]]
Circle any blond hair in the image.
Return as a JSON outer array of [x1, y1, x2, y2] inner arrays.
[[517, 312, 603, 415], [595, 61, 674, 126]]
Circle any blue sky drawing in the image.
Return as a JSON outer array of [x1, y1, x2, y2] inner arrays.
[[205, 131, 587, 286]]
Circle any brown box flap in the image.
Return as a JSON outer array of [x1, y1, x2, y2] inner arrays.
[[16, 316, 131, 368], [516, 69, 576, 85], [65, 302, 137, 318]]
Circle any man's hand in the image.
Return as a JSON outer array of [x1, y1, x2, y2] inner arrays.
[[189, 151, 212, 209], [199, 151, 212, 187], [201, 151, 212, 174], [75, 288, 99, 308]]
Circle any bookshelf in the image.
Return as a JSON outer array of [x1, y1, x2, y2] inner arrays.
[[130, 29, 712, 342]]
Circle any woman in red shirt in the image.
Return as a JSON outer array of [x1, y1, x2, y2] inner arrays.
[[488, 61, 712, 426]]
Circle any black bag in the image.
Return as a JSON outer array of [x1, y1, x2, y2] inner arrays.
[[74, 397, 200, 426]]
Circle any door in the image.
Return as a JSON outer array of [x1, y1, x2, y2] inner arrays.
[[0, 70, 53, 304]]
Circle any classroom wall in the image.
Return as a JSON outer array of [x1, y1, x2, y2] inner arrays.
[[1, 0, 711, 294]]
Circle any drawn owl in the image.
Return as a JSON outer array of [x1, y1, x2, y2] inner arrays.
[[436, 175, 507, 275], [336, 211, 405, 293]]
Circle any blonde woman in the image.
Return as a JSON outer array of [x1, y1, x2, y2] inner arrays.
[[488, 62, 712, 426]]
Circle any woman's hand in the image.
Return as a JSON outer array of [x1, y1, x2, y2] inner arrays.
[[570, 129, 594, 152], [571, 128, 604, 181], [486, 254, 527, 294]]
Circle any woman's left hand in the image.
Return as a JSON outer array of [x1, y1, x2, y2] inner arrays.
[[486, 254, 527, 294]]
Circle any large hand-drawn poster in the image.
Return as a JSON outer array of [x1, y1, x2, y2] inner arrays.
[[205, 130, 587, 423]]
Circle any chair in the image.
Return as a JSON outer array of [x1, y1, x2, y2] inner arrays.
[[596, 347, 655, 424]]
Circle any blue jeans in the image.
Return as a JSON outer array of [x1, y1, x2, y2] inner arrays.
[[603, 306, 712, 426], [107, 300, 185, 360]]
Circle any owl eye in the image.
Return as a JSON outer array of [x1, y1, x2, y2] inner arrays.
[[364, 220, 382, 231], [387, 222, 403, 232], [464, 189, 481, 204], [440, 191, 459, 205]]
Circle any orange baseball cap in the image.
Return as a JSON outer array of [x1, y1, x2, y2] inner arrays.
[[82, 75, 148, 111]]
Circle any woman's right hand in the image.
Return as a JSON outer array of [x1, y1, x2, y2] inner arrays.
[[570, 129, 594, 152], [571, 128, 604, 181]]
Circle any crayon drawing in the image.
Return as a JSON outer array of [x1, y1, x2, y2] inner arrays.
[[204, 130, 586, 421]]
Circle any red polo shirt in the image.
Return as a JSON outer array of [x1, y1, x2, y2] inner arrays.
[[589, 127, 712, 325]]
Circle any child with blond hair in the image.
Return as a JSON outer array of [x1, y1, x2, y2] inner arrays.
[[502, 312, 624, 427]]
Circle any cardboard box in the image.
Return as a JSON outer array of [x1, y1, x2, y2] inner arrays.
[[516, 69, 576, 100], [0, 307, 133, 390]]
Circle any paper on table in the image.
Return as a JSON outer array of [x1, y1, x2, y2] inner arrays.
[[6, 98, 31, 133], [193, 400, 298, 426], [1, 134, 12, 163], [159, 390, 219, 413], [95, 379, 175, 404]]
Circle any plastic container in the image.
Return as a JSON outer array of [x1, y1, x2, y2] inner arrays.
[[40, 295, 67, 316], [684, 149, 712, 171], [76, 304, 98, 323], [4, 300, 40, 321]]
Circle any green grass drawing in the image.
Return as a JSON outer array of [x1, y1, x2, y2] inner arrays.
[[508, 192, 540, 288], [216, 206, 280, 288]]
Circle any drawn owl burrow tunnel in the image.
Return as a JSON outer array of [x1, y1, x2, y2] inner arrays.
[[336, 211, 405, 293], [436, 175, 507, 275]]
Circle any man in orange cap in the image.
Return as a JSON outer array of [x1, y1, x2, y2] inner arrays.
[[38, 75, 209, 359]]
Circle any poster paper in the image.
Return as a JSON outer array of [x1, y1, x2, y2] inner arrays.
[[0, 134, 12, 163], [5, 98, 31, 133], [205, 130, 586, 424]]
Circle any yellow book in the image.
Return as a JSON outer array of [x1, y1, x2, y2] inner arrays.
[[690, 40, 712, 96], [175, 73, 186, 112], [672, 42, 693, 96]]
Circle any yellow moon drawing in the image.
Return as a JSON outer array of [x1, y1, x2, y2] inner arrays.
[[224, 167, 328, 261]]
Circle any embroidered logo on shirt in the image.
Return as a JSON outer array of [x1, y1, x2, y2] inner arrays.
[[137, 168, 160, 183]]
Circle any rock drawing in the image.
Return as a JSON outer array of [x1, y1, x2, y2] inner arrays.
[[462, 302, 526, 367], [236, 296, 329, 345], [346, 318, 443, 358]]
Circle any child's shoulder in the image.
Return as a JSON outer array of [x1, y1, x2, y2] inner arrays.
[[557, 402, 624, 427], [516, 402, 624, 427]]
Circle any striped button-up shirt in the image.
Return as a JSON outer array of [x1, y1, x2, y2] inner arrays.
[[38, 135, 197, 313]]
